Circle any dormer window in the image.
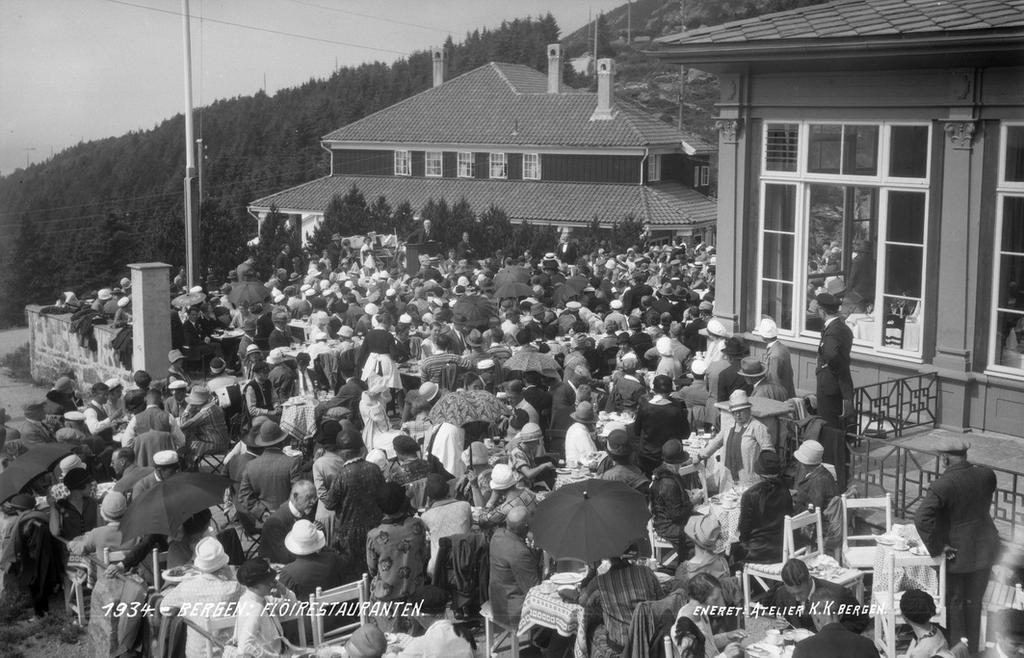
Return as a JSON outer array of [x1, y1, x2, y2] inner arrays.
[[648, 154, 661, 182], [394, 150, 411, 176], [425, 151, 442, 177], [489, 153, 507, 179], [457, 152, 474, 178]]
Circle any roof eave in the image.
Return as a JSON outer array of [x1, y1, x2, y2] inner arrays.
[[645, 30, 1024, 69]]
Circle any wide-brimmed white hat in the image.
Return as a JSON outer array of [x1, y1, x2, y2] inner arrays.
[[193, 537, 229, 573], [284, 520, 326, 556], [699, 318, 731, 339], [490, 464, 518, 491], [656, 336, 674, 358], [794, 440, 825, 466], [751, 318, 779, 339]]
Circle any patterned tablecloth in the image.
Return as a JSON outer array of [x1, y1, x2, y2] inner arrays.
[[517, 583, 589, 658], [695, 496, 743, 555], [871, 524, 940, 596], [280, 396, 317, 441]]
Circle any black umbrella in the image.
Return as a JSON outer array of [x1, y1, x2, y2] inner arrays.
[[494, 281, 533, 299], [0, 444, 74, 503], [452, 295, 496, 330], [227, 281, 271, 306], [119, 472, 232, 541]]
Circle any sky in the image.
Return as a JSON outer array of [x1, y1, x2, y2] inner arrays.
[[0, 0, 625, 177]]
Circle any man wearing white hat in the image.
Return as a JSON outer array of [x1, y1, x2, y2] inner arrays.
[[278, 519, 356, 606], [752, 317, 795, 399], [131, 449, 180, 502], [160, 537, 243, 656], [675, 359, 710, 430], [791, 440, 837, 512], [266, 347, 295, 401]]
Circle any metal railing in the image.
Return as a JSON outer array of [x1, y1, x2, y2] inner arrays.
[[850, 437, 1024, 544], [849, 372, 938, 439]]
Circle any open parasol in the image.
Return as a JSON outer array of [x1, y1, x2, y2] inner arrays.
[[427, 389, 507, 427], [0, 444, 74, 503], [171, 291, 206, 309], [226, 280, 270, 306], [552, 282, 585, 306], [531, 479, 651, 561], [493, 266, 531, 286], [503, 349, 561, 380], [118, 472, 232, 541], [493, 281, 534, 299], [451, 295, 496, 330]]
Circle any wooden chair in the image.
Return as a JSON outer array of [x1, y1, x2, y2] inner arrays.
[[980, 581, 1024, 646], [648, 518, 677, 568], [841, 493, 893, 572], [308, 573, 370, 647], [481, 600, 521, 658], [151, 548, 169, 592], [872, 549, 946, 658], [785, 506, 864, 602], [101, 546, 128, 566], [742, 508, 820, 615]]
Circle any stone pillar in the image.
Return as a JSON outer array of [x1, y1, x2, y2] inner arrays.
[[128, 262, 172, 379]]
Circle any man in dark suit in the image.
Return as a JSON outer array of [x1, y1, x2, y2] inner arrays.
[[555, 236, 579, 266], [521, 372, 551, 428], [238, 421, 302, 525], [771, 559, 868, 634], [405, 218, 436, 244], [488, 507, 542, 627], [547, 366, 587, 457], [19, 402, 54, 445], [258, 480, 317, 564], [814, 293, 854, 430], [716, 337, 753, 403], [915, 438, 1001, 653], [111, 448, 153, 497], [792, 589, 880, 658]]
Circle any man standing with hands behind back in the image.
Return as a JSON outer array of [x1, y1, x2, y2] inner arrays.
[[914, 438, 1001, 654], [814, 292, 854, 430]]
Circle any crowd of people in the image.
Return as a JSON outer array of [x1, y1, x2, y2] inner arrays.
[[0, 228, 1017, 657]]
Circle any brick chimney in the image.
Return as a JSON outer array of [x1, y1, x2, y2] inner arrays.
[[432, 47, 445, 87], [590, 58, 615, 121], [547, 43, 562, 94]]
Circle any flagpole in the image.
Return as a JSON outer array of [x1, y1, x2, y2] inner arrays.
[[182, 0, 198, 288]]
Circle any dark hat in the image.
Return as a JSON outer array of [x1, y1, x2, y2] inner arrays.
[[754, 450, 782, 477], [288, 273, 302, 284], [410, 585, 449, 616], [606, 429, 631, 456], [379, 481, 409, 515], [661, 439, 689, 465], [345, 624, 388, 658], [338, 429, 364, 451], [898, 589, 938, 624], [63, 467, 94, 490], [738, 356, 767, 378], [6, 494, 36, 511], [317, 420, 341, 445], [392, 434, 419, 455], [236, 558, 277, 587], [466, 329, 484, 347], [253, 421, 288, 447], [652, 374, 673, 395], [815, 292, 841, 310], [721, 336, 748, 357], [209, 357, 226, 375]]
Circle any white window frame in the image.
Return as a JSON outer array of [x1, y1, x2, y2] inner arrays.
[[756, 120, 931, 360], [649, 154, 661, 182], [523, 153, 541, 180], [394, 149, 411, 176], [700, 166, 710, 186], [457, 152, 474, 178], [489, 152, 507, 179], [987, 122, 1024, 377], [425, 151, 443, 177]]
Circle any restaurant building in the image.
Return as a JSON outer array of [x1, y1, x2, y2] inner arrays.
[[249, 45, 718, 243], [652, 0, 1024, 437]]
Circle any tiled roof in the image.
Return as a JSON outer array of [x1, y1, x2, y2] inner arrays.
[[322, 62, 705, 149], [248, 175, 716, 228], [656, 0, 1024, 44]]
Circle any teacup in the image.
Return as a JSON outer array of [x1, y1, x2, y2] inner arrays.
[[765, 629, 784, 646]]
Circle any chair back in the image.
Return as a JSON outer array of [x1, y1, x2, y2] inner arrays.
[[152, 548, 169, 591], [308, 573, 370, 647], [841, 493, 892, 554], [783, 508, 824, 561], [663, 634, 676, 658], [102, 546, 128, 567]]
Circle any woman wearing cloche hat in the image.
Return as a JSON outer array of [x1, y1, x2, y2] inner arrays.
[[792, 439, 838, 512]]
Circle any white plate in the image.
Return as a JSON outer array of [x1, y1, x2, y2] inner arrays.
[[549, 572, 584, 586], [874, 535, 896, 545]]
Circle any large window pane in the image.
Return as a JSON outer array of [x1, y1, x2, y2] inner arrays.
[[808, 125, 842, 174], [997, 254, 1024, 309], [1007, 126, 1024, 183], [764, 184, 796, 231], [1002, 196, 1024, 254], [807, 184, 845, 282], [761, 281, 793, 331], [887, 191, 926, 244], [994, 309, 1024, 368], [766, 124, 799, 172], [889, 126, 929, 178], [884, 244, 923, 298], [843, 125, 879, 176], [762, 233, 794, 280]]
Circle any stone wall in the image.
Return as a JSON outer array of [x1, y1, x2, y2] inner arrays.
[[26, 305, 132, 387]]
